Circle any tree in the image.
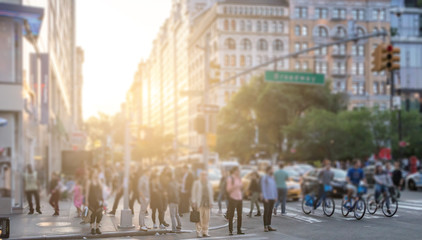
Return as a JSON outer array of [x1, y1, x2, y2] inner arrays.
[[216, 75, 348, 163], [391, 110, 422, 158]]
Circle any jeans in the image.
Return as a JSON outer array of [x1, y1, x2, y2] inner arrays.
[[375, 184, 390, 208], [274, 188, 287, 213], [263, 200, 275, 226], [169, 203, 181, 231], [227, 198, 242, 233], [111, 189, 123, 212], [25, 190, 41, 212], [138, 197, 149, 227], [250, 192, 260, 214], [151, 206, 164, 225], [313, 185, 325, 209]]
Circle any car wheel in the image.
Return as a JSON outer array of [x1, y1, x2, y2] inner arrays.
[[408, 180, 416, 191]]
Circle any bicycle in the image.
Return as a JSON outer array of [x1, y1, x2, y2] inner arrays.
[[366, 186, 398, 217], [302, 185, 335, 217], [341, 185, 367, 220]]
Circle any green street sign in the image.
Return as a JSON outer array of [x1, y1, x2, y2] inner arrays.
[[265, 71, 325, 85]]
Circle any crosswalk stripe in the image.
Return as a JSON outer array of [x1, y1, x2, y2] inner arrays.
[[398, 205, 422, 211]]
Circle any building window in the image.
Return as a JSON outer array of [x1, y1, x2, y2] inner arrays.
[[257, 56, 262, 64], [257, 21, 262, 32], [231, 20, 236, 31], [240, 55, 245, 66], [272, 21, 277, 32], [246, 55, 252, 66], [224, 19, 229, 31], [333, 8, 346, 19], [373, 27, 378, 33], [302, 61, 309, 70], [316, 47, 327, 56], [295, 42, 301, 52], [315, 8, 328, 19], [352, 9, 365, 20], [316, 62, 328, 74], [278, 21, 284, 32], [246, 20, 252, 31], [230, 55, 236, 66], [333, 62, 346, 74], [295, 61, 301, 70], [273, 39, 284, 51], [335, 26, 347, 38], [224, 55, 230, 66], [240, 38, 252, 50], [295, 7, 308, 18], [302, 25, 308, 36], [240, 20, 245, 31], [336, 81, 346, 92], [224, 38, 236, 50], [357, 27, 365, 36], [302, 42, 308, 50], [257, 39, 268, 51], [373, 82, 379, 95], [263, 21, 268, 32], [372, 9, 385, 21], [295, 25, 301, 36], [318, 26, 328, 37], [358, 45, 364, 56]]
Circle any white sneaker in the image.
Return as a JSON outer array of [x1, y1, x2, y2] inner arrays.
[[197, 232, 203, 238], [153, 224, 157, 229], [140, 226, 148, 231], [159, 224, 166, 229]]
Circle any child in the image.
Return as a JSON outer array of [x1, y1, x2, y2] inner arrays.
[[73, 179, 83, 217]]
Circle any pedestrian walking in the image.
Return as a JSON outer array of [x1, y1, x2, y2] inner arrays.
[[73, 179, 83, 217], [49, 172, 60, 216], [217, 170, 229, 215], [226, 166, 244, 236], [179, 165, 194, 215], [247, 171, 261, 217], [261, 166, 277, 232], [24, 164, 42, 215], [160, 168, 171, 227], [392, 161, 404, 194], [138, 168, 150, 231], [108, 164, 124, 215], [191, 171, 213, 238], [273, 162, 288, 215], [129, 167, 141, 215], [167, 172, 182, 232], [87, 169, 104, 235], [150, 171, 165, 229]]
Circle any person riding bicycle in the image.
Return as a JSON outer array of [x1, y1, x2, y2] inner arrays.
[[313, 159, 334, 212], [374, 163, 393, 214], [346, 159, 366, 202]]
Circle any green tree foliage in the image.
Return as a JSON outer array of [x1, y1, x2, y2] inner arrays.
[[216, 75, 348, 163], [391, 110, 422, 158]]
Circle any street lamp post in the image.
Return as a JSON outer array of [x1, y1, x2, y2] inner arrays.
[[202, 33, 211, 170], [118, 109, 134, 229]]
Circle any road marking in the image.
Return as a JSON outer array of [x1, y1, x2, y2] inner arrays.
[[284, 207, 323, 223], [181, 233, 267, 240], [398, 205, 422, 211]]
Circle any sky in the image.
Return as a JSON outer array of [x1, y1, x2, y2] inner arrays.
[[76, 0, 172, 119]]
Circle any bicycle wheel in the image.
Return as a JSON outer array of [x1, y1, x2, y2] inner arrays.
[[366, 194, 377, 215], [322, 197, 335, 217], [301, 196, 312, 215], [341, 198, 351, 217], [354, 199, 366, 220], [381, 196, 398, 217]]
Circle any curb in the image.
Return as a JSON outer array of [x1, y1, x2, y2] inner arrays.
[[10, 223, 229, 240]]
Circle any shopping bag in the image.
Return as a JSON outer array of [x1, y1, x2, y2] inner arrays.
[[190, 209, 200, 223]]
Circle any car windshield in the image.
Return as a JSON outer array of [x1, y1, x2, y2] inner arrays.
[[285, 169, 300, 177]]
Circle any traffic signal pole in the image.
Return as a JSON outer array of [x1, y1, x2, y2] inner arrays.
[[202, 33, 210, 170]]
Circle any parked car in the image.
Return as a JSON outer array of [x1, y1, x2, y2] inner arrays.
[[284, 167, 301, 182], [291, 164, 314, 176], [301, 168, 347, 198], [242, 170, 300, 201], [406, 171, 422, 191]]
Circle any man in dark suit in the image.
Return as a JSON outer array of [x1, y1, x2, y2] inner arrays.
[[179, 165, 194, 215]]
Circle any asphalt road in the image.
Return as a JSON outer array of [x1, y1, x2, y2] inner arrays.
[[93, 190, 422, 240]]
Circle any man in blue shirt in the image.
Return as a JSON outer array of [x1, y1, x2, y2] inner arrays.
[[273, 162, 288, 215], [346, 159, 366, 201], [261, 166, 277, 232]]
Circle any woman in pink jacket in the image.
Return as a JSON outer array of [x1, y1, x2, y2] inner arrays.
[[226, 166, 245, 236]]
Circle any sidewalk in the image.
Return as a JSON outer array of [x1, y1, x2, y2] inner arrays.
[[7, 197, 228, 240]]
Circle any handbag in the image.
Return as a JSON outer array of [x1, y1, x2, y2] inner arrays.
[[190, 209, 200, 223]]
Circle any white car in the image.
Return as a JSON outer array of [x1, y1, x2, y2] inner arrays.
[[406, 171, 422, 191]]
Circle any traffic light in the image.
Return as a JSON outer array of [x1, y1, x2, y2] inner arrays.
[[209, 61, 221, 84], [371, 43, 385, 72], [194, 115, 205, 134], [384, 44, 400, 71]]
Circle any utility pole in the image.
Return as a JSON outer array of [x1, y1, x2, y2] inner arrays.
[[202, 33, 210, 170], [119, 106, 134, 229]]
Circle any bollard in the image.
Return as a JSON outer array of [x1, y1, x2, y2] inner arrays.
[[0, 217, 10, 238]]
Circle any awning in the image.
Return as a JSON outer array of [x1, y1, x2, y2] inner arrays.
[[0, 2, 44, 38]]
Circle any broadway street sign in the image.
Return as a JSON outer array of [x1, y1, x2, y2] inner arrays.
[[265, 71, 325, 85]]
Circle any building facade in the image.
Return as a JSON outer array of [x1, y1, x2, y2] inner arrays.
[[289, 0, 391, 110], [391, 0, 422, 110], [0, 0, 81, 214]]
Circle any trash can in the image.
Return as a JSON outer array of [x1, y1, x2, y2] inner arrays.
[[0, 217, 10, 238]]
